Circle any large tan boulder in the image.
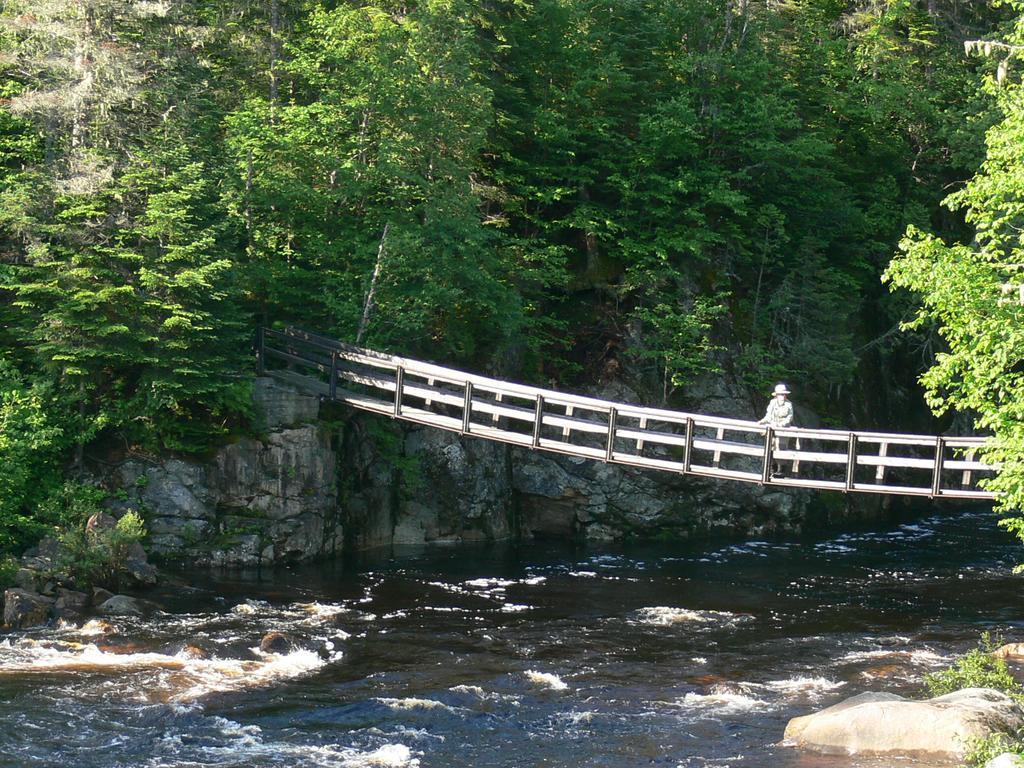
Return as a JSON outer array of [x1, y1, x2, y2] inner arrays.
[[3, 588, 54, 629], [784, 689, 1024, 758], [993, 643, 1024, 660]]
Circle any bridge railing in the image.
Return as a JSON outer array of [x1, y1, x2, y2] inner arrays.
[[258, 326, 996, 500]]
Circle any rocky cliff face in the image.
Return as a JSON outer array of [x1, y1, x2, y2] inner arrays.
[[99, 375, 851, 567], [340, 374, 820, 547], [106, 378, 342, 567]]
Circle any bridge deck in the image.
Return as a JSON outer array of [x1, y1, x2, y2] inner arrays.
[[259, 327, 996, 500]]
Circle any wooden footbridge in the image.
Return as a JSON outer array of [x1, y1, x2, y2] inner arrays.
[[258, 327, 996, 501]]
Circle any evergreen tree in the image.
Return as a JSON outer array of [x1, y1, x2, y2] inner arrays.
[[886, 6, 1024, 523]]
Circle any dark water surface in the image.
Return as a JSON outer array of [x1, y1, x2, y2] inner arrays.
[[1, 508, 1022, 768]]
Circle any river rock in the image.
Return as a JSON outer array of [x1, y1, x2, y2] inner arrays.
[[987, 754, 1024, 768], [92, 587, 115, 605], [3, 588, 54, 629], [53, 588, 89, 621], [259, 631, 293, 654], [14, 567, 42, 593], [97, 595, 162, 617], [993, 643, 1024, 660], [123, 541, 158, 586], [784, 688, 1024, 758]]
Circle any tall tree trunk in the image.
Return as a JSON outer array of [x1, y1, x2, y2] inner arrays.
[[357, 223, 390, 344], [269, 0, 279, 122]]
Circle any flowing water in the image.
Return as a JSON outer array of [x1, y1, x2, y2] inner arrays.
[[1, 507, 1022, 768]]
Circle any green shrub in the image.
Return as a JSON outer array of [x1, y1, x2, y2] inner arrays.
[[39, 484, 148, 590], [0, 361, 67, 554], [58, 508, 148, 591], [962, 731, 1024, 768], [924, 633, 1023, 699], [0, 555, 18, 589]]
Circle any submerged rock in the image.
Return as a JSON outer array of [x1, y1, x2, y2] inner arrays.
[[785, 688, 1024, 758], [97, 595, 162, 617], [259, 631, 294, 654], [3, 589, 54, 629]]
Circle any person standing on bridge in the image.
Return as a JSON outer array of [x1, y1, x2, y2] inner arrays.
[[758, 383, 794, 477]]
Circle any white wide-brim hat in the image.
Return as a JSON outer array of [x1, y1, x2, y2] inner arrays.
[[772, 383, 791, 395]]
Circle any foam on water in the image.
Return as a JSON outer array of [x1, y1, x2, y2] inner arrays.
[[757, 677, 845, 696], [463, 578, 518, 589], [376, 697, 453, 712], [177, 716, 421, 768], [669, 690, 770, 716], [524, 670, 569, 690], [633, 607, 748, 627], [342, 744, 419, 767], [0, 638, 335, 703]]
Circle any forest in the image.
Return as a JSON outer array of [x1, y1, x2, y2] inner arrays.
[[2, 0, 1024, 557]]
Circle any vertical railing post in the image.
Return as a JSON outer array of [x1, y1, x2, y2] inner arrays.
[[256, 327, 265, 376], [931, 437, 945, 497], [961, 447, 976, 489], [845, 433, 859, 491], [683, 417, 694, 473], [605, 407, 618, 462], [712, 427, 725, 468], [875, 442, 888, 484], [532, 395, 544, 448], [462, 380, 474, 434], [424, 377, 435, 408], [329, 351, 338, 400], [636, 416, 647, 453], [761, 426, 774, 483], [492, 393, 502, 427], [393, 365, 404, 417]]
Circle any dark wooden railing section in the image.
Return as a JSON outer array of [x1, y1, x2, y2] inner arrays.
[[258, 327, 996, 500]]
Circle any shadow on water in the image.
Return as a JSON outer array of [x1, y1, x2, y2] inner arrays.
[[0, 506, 1021, 767]]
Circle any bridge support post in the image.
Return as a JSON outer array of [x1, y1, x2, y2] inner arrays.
[[845, 433, 859, 491], [605, 407, 618, 462], [393, 365, 404, 417], [761, 427, 774, 483], [256, 327, 265, 376], [532, 395, 544, 448], [329, 351, 338, 400], [683, 417, 694, 473], [462, 381, 474, 433], [931, 437, 945, 497]]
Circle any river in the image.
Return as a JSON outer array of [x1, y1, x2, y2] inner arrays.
[[0, 507, 1020, 767]]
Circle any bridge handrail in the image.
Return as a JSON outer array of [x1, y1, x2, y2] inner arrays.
[[259, 326, 996, 499], [266, 327, 990, 449]]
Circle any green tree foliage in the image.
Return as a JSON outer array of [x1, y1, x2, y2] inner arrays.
[[885, 7, 1024, 527], [0, 361, 66, 551], [2, 0, 250, 453], [923, 633, 1022, 698], [226, 0, 536, 362], [0, 0, 1016, 556]]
